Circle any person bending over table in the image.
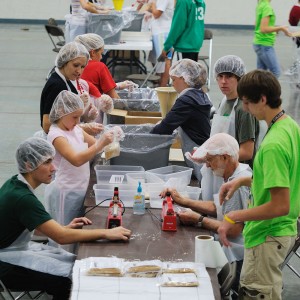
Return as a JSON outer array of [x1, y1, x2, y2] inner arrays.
[[161, 133, 252, 299], [40, 41, 103, 136], [75, 33, 137, 99], [0, 137, 131, 300], [150, 58, 212, 182]]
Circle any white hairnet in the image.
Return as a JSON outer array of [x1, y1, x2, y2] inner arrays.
[[74, 33, 105, 52], [16, 137, 55, 173], [55, 42, 89, 68], [214, 55, 246, 78], [49, 90, 84, 123], [194, 133, 239, 161], [169, 59, 207, 88]]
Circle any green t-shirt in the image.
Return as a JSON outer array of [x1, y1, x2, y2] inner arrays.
[[0, 175, 51, 249], [253, 0, 276, 46], [243, 117, 300, 248]]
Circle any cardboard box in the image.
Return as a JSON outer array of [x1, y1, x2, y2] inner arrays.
[[108, 109, 162, 125]]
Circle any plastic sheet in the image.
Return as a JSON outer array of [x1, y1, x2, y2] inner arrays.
[[114, 88, 160, 112], [87, 11, 135, 43]]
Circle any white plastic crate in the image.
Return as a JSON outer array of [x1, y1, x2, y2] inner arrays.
[[94, 165, 145, 184], [147, 165, 193, 186]]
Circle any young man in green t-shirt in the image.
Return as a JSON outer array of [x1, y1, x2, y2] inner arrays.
[[217, 70, 300, 300]]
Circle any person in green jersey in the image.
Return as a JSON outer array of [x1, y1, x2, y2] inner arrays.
[[217, 70, 300, 300], [253, 0, 291, 77]]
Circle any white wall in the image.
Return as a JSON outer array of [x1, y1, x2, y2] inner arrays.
[[1, 0, 296, 26]]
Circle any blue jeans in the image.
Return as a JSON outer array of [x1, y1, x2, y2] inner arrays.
[[253, 44, 281, 78]]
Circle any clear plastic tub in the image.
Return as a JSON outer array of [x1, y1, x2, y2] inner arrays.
[[147, 165, 193, 186], [94, 165, 145, 184], [126, 172, 164, 184], [93, 183, 137, 207]]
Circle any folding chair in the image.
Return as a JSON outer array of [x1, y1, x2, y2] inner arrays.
[[218, 261, 238, 300], [281, 221, 300, 278], [44, 24, 65, 53], [198, 29, 213, 89], [0, 279, 46, 300]]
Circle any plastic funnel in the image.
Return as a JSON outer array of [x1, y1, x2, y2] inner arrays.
[[155, 87, 178, 118], [112, 0, 124, 11]]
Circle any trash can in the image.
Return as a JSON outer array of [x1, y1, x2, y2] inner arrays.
[[108, 124, 176, 170]]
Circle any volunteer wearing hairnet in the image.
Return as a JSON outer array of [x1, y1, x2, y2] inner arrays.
[[0, 137, 131, 299], [44, 91, 116, 246], [40, 41, 103, 136], [75, 33, 137, 99], [161, 133, 252, 298], [198, 55, 259, 201], [151, 59, 212, 181]]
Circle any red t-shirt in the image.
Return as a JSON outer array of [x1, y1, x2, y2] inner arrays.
[[289, 5, 300, 26], [81, 60, 116, 94]]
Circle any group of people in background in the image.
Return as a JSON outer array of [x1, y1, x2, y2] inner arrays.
[[1, 1, 300, 300]]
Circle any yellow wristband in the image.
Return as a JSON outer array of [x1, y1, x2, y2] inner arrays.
[[224, 214, 236, 224]]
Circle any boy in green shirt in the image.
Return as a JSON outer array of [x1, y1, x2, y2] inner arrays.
[[217, 70, 300, 300]]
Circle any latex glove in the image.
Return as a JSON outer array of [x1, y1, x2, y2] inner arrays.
[[81, 103, 99, 123], [80, 122, 104, 136], [95, 94, 114, 113], [137, 0, 148, 4], [116, 80, 139, 91], [79, 91, 89, 106], [95, 130, 115, 153]]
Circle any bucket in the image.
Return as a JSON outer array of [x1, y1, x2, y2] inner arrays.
[[155, 87, 178, 118], [112, 0, 124, 11]]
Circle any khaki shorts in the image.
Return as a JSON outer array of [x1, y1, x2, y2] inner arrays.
[[239, 235, 296, 300]]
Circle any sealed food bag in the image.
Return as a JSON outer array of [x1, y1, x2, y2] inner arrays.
[[124, 259, 162, 277], [85, 257, 124, 277], [159, 273, 199, 287], [162, 261, 197, 274], [104, 126, 125, 160]]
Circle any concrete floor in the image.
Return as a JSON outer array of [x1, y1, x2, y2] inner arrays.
[[0, 24, 299, 299]]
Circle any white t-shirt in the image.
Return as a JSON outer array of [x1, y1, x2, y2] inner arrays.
[[150, 0, 174, 34]]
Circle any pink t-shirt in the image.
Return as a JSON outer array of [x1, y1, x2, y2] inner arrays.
[[47, 124, 84, 169]]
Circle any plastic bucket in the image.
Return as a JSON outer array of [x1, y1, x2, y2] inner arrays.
[[113, 0, 124, 11], [154, 87, 178, 118]]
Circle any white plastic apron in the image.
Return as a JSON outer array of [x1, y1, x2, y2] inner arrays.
[[45, 142, 89, 226], [178, 127, 203, 182], [212, 194, 244, 263], [0, 229, 75, 278], [201, 98, 238, 200]]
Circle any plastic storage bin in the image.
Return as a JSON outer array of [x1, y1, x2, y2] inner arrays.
[[122, 12, 144, 31], [114, 88, 160, 112], [94, 165, 145, 184], [93, 183, 137, 207], [108, 124, 176, 170], [147, 165, 193, 186], [126, 172, 164, 184]]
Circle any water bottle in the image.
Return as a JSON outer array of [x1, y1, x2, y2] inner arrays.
[[133, 181, 145, 215]]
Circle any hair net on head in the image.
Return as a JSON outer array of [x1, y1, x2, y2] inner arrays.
[[49, 90, 84, 123], [74, 33, 105, 52], [55, 42, 89, 68], [214, 55, 246, 78], [169, 59, 207, 88], [194, 133, 239, 161], [16, 137, 55, 173]]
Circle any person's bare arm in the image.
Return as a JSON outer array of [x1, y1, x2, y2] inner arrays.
[[80, 0, 99, 13], [149, 3, 163, 19], [218, 187, 290, 246], [106, 88, 120, 99], [37, 219, 131, 244], [239, 140, 255, 161], [260, 16, 291, 36], [42, 114, 51, 134]]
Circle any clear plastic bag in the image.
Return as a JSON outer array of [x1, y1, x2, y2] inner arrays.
[[103, 126, 125, 160]]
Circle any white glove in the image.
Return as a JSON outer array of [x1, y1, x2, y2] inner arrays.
[[81, 104, 99, 123], [79, 91, 90, 106], [116, 80, 139, 91], [80, 122, 104, 136], [95, 130, 115, 153], [95, 95, 114, 113]]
